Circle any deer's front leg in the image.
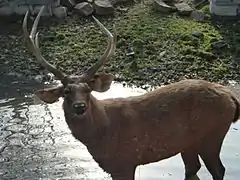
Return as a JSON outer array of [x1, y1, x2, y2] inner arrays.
[[111, 172, 134, 180], [110, 168, 135, 180]]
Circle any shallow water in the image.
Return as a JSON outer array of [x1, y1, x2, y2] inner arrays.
[[0, 81, 239, 180]]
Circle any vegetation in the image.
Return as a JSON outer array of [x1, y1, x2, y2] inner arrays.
[[0, 2, 240, 88]]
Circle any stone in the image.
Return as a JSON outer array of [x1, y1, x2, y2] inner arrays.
[[159, 51, 166, 57], [126, 46, 135, 56], [74, 2, 94, 16], [53, 0, 62, 7], [153, 0, 177, 13], [190, 11, 206, 21], [211, 40, 228, 49], [13, 5, 29, 15], [76, 0, 86, 2], [116, 6, 129, 12], [25, 0, 58, 5], [34, 75, 44, 83], [0, 6, 14, 16], [33, 5, 52, 16], [174, 2, 193, 16], [93, 0, 114, 15], [111, 0, 133, 5], [210, 1, 240, 16], [53, 6, 68, 18], [192, 31, 204, 38], [60, 0, 76, 10]]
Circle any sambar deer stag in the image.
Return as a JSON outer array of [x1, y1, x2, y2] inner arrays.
[[23, 6, 239, 180]]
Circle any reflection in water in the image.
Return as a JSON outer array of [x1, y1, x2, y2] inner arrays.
[[0, 81, 239, 180]]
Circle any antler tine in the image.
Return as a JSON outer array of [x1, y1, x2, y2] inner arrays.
[[106, 25, 117, 60], [84, 16, 116, 77], [23, 6, 66, 81]]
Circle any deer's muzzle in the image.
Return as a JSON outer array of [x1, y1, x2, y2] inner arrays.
[[72, 102, 87, 115]]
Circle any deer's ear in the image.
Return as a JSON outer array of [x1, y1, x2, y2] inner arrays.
[[35, 85, 64, 103], [88, 73, 114, 92]]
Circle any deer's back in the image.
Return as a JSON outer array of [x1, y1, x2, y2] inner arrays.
[[105, 79, 236, 124], [100, 79, 237, 165]]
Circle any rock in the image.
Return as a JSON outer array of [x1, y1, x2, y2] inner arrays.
[[159, 51, 166, 57], [111, 0, 133, 5], [211, 40, 228, 49], [116, 6, 129, 12], [192, 31, 204, 38], [190, 11, 206, 22], [0, 5, 14, 16], [197, 51, 216, 60], [153, 0, 177, 13], [74, 2, 94, 16], [53, 6, 68, 18], [34, 75, 44, 83], [6, 72, 23, 78], [60, 0, 76, 10], [174, 2, 193, 16], [33, 5, 53, 16], [88, 0, 94, 3], [67, 11, 73, 16], [93, 0, 114, 15], [14, 5, 29, 15], [25, 0, 58, 5], [163, 0, 175, 3], [126, 46, 135, 56], [76, 0, 86, 2]]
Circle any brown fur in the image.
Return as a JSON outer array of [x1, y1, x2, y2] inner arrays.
[[37, 79, 239, 180], [232, 96, 240, 122], [23, 9, 239, 179]]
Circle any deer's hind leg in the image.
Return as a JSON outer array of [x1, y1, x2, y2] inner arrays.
[[199, 125, 230, 180], [181, 147, 201, 180]]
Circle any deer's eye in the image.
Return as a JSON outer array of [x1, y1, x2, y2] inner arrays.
[[64, 88, 71, 95]]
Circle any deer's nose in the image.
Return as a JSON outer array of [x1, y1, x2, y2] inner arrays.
[[72, 102, 87, 115]]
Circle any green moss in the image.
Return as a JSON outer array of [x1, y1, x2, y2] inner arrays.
[[1, 1, 240, 87], [200, 4, 210, 14]]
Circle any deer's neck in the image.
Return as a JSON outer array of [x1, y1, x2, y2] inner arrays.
[[87, 94, 110, 129]]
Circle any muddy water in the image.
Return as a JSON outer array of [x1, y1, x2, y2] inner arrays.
[[0, 82, 239, 180]]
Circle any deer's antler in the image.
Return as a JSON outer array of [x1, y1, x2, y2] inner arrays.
[[23, 6, 117, 84], [84, 16, 117, 78], [23, 6, 67, 83]]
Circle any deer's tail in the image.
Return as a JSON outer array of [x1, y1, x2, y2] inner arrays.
[[232, 96, 240, 123]]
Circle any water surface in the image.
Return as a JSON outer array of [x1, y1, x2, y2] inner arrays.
[[0, 82, 239, 180]]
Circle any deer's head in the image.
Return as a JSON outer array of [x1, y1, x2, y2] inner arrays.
[[23, 6, 116, 116]]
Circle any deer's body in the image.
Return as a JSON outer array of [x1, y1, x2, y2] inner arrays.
[[23, 7, 239, 180], [64, 79, 239, 179]]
